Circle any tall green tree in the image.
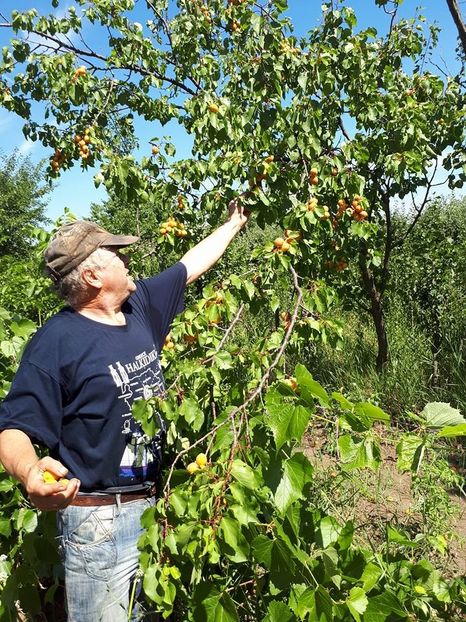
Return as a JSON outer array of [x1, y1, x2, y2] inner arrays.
[[0, 151, 50, 257]]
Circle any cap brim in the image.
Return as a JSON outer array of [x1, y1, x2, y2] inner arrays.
[[100, 234, 139, 248]]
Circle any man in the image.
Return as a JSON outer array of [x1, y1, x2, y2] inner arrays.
[[0, 200, 248, 621]]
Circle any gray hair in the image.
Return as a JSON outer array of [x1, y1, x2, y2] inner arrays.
[[52, 247, 113, 307]]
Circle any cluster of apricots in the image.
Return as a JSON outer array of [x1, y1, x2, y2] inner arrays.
[[321, 205, 331, 220], [306, 197, 318, 212], [280, 38, 300, 56], [249, 154, 274, 190], [187, 453, 208, 474], [198, 3, 212, 23], [159, 217, 188, 238], [176, 195, 185, 210], [336, 195, 368, 221], [42, 470, 69, 486], [280, 310, 292, 330], [50, 149, 66, 172], [309, 167, 319, 186], [74, 128, 92, 160], [325, 259, 348, 272], [206, 291, 225, 307], [71, 65, 86, 83], [273, 228, 301, 253]]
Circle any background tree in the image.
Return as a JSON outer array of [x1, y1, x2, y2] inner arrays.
[[0, 151, 50, 258]]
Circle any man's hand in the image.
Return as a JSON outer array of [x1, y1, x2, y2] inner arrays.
[[181, 194, 251, 284], [25, 456, 80, 511]]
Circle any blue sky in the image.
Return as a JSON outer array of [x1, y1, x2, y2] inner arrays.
[[0, 1, 462, 222]]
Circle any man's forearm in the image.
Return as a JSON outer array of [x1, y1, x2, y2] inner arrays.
[[180, 219, 243, 284], [0, 429, 39, 486]]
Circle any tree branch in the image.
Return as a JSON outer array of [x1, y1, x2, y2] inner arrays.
[[446, 0, 466, 56]]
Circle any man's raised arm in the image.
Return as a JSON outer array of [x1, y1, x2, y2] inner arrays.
[[180, 198, 249, 285]]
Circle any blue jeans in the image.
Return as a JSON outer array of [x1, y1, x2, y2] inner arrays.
[[56, 497, 155, 622]]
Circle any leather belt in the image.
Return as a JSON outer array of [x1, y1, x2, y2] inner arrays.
[[71, 488, 156, 507]]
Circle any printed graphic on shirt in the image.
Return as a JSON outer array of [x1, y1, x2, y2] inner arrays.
[[108, 347, 165, 482]]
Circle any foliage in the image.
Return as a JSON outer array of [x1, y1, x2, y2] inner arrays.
[[0, 152, 51, 258], [134, 368, 466, 620], [0, 227, 61, 326], [390, 196, 466, 406], [0, 308, 37, 398]]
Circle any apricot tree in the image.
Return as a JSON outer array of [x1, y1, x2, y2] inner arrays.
[[0, 0, 465, 618]]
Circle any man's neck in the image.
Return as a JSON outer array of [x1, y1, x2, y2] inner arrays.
[[75, 301, 126, 326]]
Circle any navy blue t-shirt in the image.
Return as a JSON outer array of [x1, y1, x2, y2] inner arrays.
[[0, 262, 187, 491]]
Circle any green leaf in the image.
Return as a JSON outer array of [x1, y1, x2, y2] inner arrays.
[[274, 453, 313, 514], [354, 403, 390, 423], [230, 459, 262, 490], [386, 525, 418, 548], [218, 515, 250, 562], [346, 587, 368, 622], [420, 402, 465, 428], [338, 435, 381, 470], [16, 508, 37, 533], [213, 351, 233, 370], [309, 586, 334, 622], [359, 562, 382, 592], [263, 600, 296, 622], [179, 397, 204, 432], [0, 518, 11, 537], [396, 434, 425, 472], [265, 388, 311, 450], [317, 516, 341, 548], [252, 536, 296, 590], [295, 364, 330, 406], [332, 392, 354, 410], [364, 591, 406, 621], [10, 319, 36, 339], [193, 584, 239, 622], [437, 423, 466, 437]]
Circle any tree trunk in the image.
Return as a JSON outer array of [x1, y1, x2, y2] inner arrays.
[[359, 256, 389, 374], [446, 0, 466, 56]]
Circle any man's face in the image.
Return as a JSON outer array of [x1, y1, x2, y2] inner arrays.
[[98, 247, 136, 300]]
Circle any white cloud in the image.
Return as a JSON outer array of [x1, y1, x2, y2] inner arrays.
[[18, 139, 35, 155]]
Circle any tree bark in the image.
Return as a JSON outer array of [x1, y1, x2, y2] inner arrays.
[[446, 0, 466, 56], [359, 253, 389, 374]]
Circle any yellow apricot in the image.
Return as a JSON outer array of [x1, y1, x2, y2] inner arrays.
[[42, 471, 58, 484], [195, 453, 208, 468], [187, 462, 200, 475]]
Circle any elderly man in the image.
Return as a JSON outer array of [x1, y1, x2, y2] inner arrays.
[[0, 201, 247, 621]]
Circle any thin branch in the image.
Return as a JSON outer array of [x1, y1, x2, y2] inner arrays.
[[393, 163, 437, 249], [20, 28, 198, 96], [201, 303, 246, 365]]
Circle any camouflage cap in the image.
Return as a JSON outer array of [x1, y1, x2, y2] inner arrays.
[[44, 220, 139, 281]]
